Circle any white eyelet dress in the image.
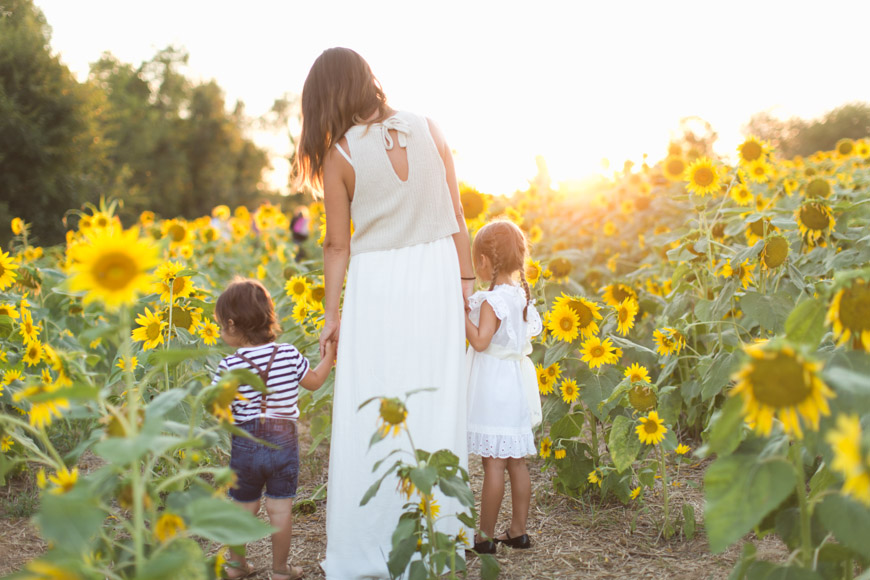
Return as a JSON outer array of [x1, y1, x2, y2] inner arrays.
[[322, 111, 469, 579], [466, 284, 543, 458]]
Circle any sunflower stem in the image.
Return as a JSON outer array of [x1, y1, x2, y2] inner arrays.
[[657, 443, 671, 539], [121, 308, 146, 573], [164, 281, 174, 391], [789, 443, 813, 567]]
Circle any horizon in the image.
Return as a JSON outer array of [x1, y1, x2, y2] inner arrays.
[[36, 0, 870, 195]]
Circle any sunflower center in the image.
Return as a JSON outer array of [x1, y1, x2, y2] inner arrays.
[[693, 167, 715, 187], [171, 277, 186, 294], [643, 420, 660, 434], [380, 399, 407, 425], [748, 352, 812, 407], [293, 282, 305, 295], [0, 307, 11, 316], [168, 224, 186, 242], [806, 178, 830, 198], [838, 141, 854, 155], [630, 373, 644, 382], [749, 219, 768, 237], [92, 252, 138, 291], [27, 345, 38, 358], [171, 307, 193, 330], [839, 283, 870, 332], [550, 258, 572, 278], [559, 315, 574, 332], [666, 158, 685, 176], [612, 286, 631, 303], [0, 264, 5, 276], [591, 345, 605, 358], [763, 237, 789, 268], [753, 166, 766, 177], [95, 216, 109, 228], [461, 192, 484, 220], [311, 287, 325, 302], [800, 205, 830, 230], [568, 300, 593, 328], [619, 307, 630, 323], [146, 321, 162, 341], [741, 142, 763, 162]]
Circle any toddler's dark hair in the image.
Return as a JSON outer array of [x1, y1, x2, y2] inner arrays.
[[472, 220, 532, 321], [215, 277, 280, 345]]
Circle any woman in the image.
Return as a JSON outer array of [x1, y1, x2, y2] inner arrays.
[[297, 48, 474, 579]]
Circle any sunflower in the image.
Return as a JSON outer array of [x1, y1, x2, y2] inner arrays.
[[856, 139, 870, 158], [536, 364, 555, 395], [162, 218, 193, 247], [662, 156, 687, 181], [154, 261, 194, 303], [783, 177, 800, 196], [22, 341, 42, 367], [653, 328, 686, 356], [552, 293, 603, 338], [580, 336, 619, 369], [630, 487, 641, 500], [527, 224, 543, 245], [0, 303, 18, 320], [826, 415, 870, 506], [743, 158, 774, 184], [546, 303, 581, 343], [11, 217, 25, 235], [635, 411, 668, 445], [761, 235, 790, 270], [459, 185, 490, 222], [68, 227, 159, 309], [614, 298, 639, 336], [805, 177, 832, 198], [418, 495, 441, 519], [560, 379, 580, 404], [675, 444, 691, 455], [168, 304, 202, 333], [285, 276, 311, 303], [836, 138, 855, 158], [796, 201, 835, 245], [47, 467, 78, 495], [377, 397, 408, 438], [291, 301, 311, 327], [745, 217, 775, 247], [525, 259, 541, 286], [13, 382, 70, 428], [199, 320, 220, 346], [729, 183, 754, 206], [0, 435, 12, 452], [624, 363, 651, 384], [554, 448, 566, 460], [685, 157, 721, 196], [602, 283, 637, 308], [539, 436, 553, 458], [3, 368, 23, 386], [588, 468, 603, 487], [548, 257, 573, 281], [546, 362, 562, 381], [309, 281, 326, 305], [719, 259, 756, 289], [629, 383, 657, 413], [827, 278, 870, 351], [603, 221, 616, 236], [737, 136, 768, 165], [0, 250, 19, 291], [154, 513, 186, 543], [131, 308, 167, 350], [116, 356, 138, 372], [730, 343, 833, 439]]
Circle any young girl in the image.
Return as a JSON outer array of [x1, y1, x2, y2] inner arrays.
[[212, 278, 336, 580], [464, 220, 542, 554]]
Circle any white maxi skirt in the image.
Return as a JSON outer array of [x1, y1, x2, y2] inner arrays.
[[322, 236, 468, 579]]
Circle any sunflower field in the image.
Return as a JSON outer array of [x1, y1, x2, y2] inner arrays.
[[2, 134, 870, 579]]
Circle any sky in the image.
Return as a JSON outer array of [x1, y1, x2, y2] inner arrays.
[[36, 0, 870, 195]]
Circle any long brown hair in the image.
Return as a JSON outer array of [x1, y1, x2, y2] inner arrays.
[[472, 220, 532, 321], [297, 47, 391, 192]]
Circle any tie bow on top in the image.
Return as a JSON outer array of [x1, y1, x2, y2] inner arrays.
[[379, 116, 411, 150]]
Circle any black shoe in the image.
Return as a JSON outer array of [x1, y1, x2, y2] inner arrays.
[[470, 539, 496, 554], [495, 530, 531, 549]]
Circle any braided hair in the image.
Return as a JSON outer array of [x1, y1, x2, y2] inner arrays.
[[472, 220, 532, 321]]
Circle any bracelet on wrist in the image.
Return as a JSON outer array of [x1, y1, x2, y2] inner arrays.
[[461, 276, 475, 281]]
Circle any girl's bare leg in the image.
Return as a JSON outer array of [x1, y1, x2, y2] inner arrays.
[[479, 457, 507, 541], [227, 499, 260, 577], [502, 458, 531, 538], [265, 497, 302, 578]]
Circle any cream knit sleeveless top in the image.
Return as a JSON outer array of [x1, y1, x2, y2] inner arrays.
[[341, 111, 459, 255]]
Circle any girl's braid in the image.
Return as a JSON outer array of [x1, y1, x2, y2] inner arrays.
[[517, 234, 531, 321], [487, 238, 500, 292]]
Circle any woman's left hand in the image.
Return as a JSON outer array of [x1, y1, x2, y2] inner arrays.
[[319, 318, 340, 359], [461, 279, 474, 313]]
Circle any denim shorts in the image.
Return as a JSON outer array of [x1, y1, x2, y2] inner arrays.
[[229, 418, 299, 502]]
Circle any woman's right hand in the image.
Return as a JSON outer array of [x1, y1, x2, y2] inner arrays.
[[319, 318, 340, 359]]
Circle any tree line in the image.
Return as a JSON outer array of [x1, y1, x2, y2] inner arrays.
[[0, 0, 288, 245]]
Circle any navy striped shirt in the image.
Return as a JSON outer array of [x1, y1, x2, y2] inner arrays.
[[213, 342, 310, 422]]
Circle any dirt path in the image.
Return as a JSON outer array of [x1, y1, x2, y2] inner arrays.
[[0, 426, 787, 579]]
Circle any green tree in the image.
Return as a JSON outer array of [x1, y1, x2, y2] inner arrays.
[[744, 102, 870, 158], [0, 0, 106, 245], [89, 47, 270, 222]]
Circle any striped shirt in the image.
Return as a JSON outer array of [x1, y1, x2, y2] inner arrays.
[[213, 342, 310, 423]]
